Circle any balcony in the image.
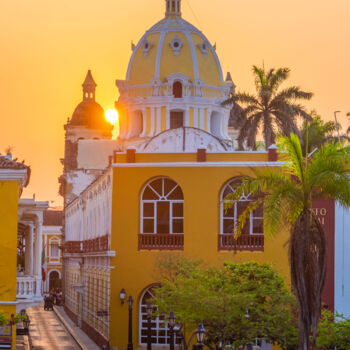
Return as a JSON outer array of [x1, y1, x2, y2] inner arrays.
[[138, 233, 184, 250], [218, 234, 264, 251], [64, 235, 109, 254]]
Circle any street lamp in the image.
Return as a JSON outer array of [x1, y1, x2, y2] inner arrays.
[[194, 324, 206, 350], [168, 311, 176, 350], [146, 302, 153, 350], [127, 296, 134, 350], [120, 288, 126, 304], [171, 313, 206, 350]]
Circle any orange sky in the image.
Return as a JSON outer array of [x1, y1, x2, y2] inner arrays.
[[1, 0, 350, 206]]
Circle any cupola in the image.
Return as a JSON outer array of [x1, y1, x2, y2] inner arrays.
[[82, 70, 97, 101], [165, 0, 181, 17]]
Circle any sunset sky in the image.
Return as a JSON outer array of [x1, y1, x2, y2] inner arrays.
[[1, 0, 350, 205]]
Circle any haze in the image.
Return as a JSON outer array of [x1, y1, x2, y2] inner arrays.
[[1, 0, 349, 205]]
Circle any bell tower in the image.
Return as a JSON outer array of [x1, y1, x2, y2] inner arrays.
[[165, 0, 181, 17]]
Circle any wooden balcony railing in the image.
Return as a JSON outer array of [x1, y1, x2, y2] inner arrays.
[[138, 234, 184, 250], [65, 235, 109, 253], [218, 234, 264, 251]]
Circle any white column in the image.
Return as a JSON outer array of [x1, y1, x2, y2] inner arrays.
[[156, 107, 162, 134], [206, 109, 211, 132], [199, 108, 204, 130], [184, 108, 190, 127], [35, 220, 43, 297], [148, 107, 155, 137], [166, 107, 170, 129], [194, 107, 199, 128], [25, 224, 34, 276], [140, 109, 147, 137]]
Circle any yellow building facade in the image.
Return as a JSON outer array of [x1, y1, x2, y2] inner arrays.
[[0, 156, 29, 349], [62, 1, 289, 350]]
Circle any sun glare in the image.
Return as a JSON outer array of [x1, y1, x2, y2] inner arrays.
[[105, 109, 119, 124]]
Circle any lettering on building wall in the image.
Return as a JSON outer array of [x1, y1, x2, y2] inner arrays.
[[312, 207, 327, 226]]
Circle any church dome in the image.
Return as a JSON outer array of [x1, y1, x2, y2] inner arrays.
[[71, 100, 110, 130], [70, 70, 113, 132], [126, 0, 223, 86]]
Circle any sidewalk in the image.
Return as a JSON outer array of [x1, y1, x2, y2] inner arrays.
[[16, 334, 29, 350], [53, 305, 101, 350]]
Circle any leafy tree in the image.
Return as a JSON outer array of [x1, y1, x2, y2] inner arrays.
[[316, 309, 350, 349], [223, 66, 313, 150], [225, 134, 350, 349], [347, 112, 350, 134], [152, 255, 298, 349]]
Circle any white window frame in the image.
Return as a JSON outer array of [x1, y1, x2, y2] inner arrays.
[[49, 238, 60, 260], [139, 286, 180, 346], [141, 177, 184, 234], [220, 179, 263, 235]]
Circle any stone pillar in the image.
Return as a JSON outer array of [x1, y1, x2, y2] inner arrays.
[[34, 220, 43, 297], [184, 108, 190, 127], [25, 224, 34, 276]]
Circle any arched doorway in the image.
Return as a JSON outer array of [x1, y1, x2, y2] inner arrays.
[[139, 286, 181, 345], [49, 270, 60, 291]]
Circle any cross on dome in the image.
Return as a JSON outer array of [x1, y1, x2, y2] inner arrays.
[[165, 0, 181, 17]]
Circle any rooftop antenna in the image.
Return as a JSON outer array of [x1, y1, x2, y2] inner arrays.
[[334, 110, 341, 142]]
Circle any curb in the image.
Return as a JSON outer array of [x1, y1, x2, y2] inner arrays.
[[53, 306, 88, 350]]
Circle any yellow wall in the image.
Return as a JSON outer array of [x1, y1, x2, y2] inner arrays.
[[109, 159, 290, 350], [0, 180, 20, 349]]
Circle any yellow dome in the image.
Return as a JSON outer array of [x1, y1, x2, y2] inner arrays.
[[126, 9, 223, 87]]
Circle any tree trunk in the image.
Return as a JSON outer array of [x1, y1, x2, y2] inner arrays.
[[289, 209, 327, 350]]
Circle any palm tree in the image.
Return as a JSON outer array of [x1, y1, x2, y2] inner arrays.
[[300, 114, 349, 156], [347, 112, 350, 134], [225, 134, 350, 349], [223, 66, 313, 149]]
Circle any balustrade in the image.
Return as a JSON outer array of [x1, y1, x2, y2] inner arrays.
[[16, 276, 37, 299], [138, 233, 184, 250], [65, 235, 109, 253], [218, 234, 264, 251]]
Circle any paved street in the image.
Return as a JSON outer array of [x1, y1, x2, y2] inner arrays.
[[26, 304, 80, 350]]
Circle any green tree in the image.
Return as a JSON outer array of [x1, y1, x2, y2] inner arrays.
[[152, 256, 297, 349], [300, 115, 349, 155], [316, 309, 350, 349], [223, 66, 313, 150], [347, 112, 350, 134], [225, 134, 350, 349]]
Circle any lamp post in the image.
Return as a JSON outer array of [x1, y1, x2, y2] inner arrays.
[[171, 312, 206, 350], [168, 311, 176, 350], [127, 296, 134, 350], [146, 302, 153, 350]]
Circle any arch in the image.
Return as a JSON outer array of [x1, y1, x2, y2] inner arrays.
[[141, 177, 184, 234], [49, 270, 61, 291], [139, 285, 180, 345], [220, 178, 263, 235], [210, 111, 221, 138], [173, 81, 183, 98], [129, 110, 144, 138]]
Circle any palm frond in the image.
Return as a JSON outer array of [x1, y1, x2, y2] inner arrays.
[[268, 67, 290, 91], [277, 134, 305, 183], [272, 87, 313, 102]]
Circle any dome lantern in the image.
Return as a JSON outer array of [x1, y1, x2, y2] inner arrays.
[[165, 0, 181, 17], [82, 70, 97, 102]]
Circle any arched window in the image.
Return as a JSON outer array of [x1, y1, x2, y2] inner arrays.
[[173, 81, 182, 98], [220, 178, 263, 235], [139, 286, 181, 345], [141, 177, 184, 234]]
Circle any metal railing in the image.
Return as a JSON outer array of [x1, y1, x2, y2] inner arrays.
[[138, 234, 184, 250], [218, 234, 264, 251]]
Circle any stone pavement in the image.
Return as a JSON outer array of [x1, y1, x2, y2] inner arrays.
[[53, 305, 100, 350], [15, 333, 29, 350], [26, 304, 80, 349]]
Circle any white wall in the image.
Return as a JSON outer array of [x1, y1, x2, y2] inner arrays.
[[65, 169, 112, 242], [335, 203, 350, 317]]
